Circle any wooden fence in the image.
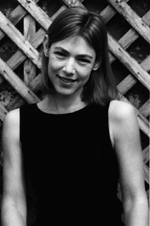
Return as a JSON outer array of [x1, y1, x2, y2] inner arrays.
[[0, 0, 149, 218]]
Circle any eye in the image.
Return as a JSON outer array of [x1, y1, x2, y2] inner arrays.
[[77, 58, 91, 64], [54, 51, 66, 58]]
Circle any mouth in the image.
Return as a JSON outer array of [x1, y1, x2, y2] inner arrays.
[[57, 75, 77, 84]]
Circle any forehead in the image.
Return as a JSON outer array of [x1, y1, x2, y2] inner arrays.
[[50, 36, 96, 56]]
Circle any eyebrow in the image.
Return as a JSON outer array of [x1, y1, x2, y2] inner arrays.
[[54, 46, 94, 59]]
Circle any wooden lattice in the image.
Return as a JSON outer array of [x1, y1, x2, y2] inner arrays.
[[0, 0, 149, 215]]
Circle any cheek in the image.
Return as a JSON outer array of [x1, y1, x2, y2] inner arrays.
[[48, 62, 55, 74], [47, 56, 62, 73], [79, 67, 93, 81]]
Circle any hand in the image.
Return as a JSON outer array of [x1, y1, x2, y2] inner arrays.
[[63, 0, 83, 7]]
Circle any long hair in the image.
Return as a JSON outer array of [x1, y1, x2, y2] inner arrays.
[[42, 7, 118, 105]]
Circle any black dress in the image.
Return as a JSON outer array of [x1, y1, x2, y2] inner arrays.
[[20, 102, 123, 226]]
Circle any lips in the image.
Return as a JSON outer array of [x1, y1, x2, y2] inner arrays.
[[58, 75, 77, 84]]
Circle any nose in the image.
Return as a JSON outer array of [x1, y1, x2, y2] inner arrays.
[[63, 58, 75, 75]]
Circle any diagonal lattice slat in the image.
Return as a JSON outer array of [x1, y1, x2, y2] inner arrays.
[[107, 0, 150, 44], [108, 35, 150, 90], [0, 57, 40, 104], [0, 11, 41, 69], [17, 0, 52, 30]]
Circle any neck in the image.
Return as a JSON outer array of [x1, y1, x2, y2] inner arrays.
[[39, 93, 86, 114]]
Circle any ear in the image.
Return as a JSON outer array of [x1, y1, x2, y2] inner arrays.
[[93, 58, 102, 71], [43, 35, 49, 57]]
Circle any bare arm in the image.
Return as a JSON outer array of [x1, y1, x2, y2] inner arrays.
[[1, 109, 27, 226], [109, 100, 148, 226]]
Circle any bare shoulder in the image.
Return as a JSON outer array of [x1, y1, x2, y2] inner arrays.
[[3, 108, 20, 129], [109, 100, 136, 122], [2, 108, 20, 146], [108, 100, 139, 145]]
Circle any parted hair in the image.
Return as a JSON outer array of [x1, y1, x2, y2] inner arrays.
[[42, 7, 118, 105]]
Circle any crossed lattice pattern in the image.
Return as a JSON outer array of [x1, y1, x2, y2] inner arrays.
[[0, 0, 149, 210]]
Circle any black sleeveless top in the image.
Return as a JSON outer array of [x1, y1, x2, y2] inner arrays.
[[20, 103, 122, 226]]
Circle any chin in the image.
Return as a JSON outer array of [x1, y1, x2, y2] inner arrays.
[[57, 91, 75, 96], [55, 88, 81, 97]]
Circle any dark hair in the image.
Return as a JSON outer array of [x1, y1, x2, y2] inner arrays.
[[42, 7, 118, 105]]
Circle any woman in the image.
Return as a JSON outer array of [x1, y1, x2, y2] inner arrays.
[[1, 7, 148, 226]]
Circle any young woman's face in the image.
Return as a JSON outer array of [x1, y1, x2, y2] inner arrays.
[[46, 36, 98, 98]]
